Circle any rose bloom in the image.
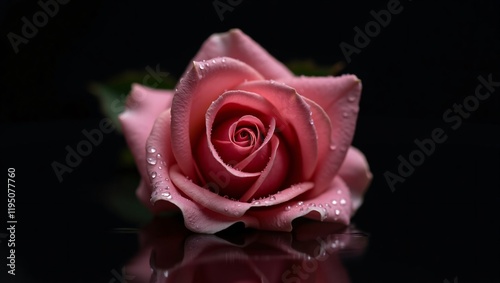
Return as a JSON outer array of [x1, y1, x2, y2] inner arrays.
[[119, 29, 372, 233]]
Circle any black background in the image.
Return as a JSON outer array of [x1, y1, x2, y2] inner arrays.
[[1, 0, 499, 282]]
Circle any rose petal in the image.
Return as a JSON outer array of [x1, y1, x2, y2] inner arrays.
[[171, 57, 264, 180], [118, 84, 174, 207], [237, 80, 319, 181], [338, 146, 373, 211], [277, 75, 362, 192], [187, 28, 294, 80], [239, 135, 288, 201], [246, 177, 353, 232], [168, 161, 315, 218]]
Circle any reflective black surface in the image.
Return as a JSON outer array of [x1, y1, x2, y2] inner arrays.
[[2, 1, 500, 282]]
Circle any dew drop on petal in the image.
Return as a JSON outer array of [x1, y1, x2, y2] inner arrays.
[[342, 112, 349, 118], [348, 95, 356, 102], [329, 144, 337, 151], [161, 192, 172, 199], [147, 157, 157, 165], [340, 199, 346, 205], [199, 64, 204, 70], [297, 201, 304, 206], [332, 200, 337, 205], [269, 195, 276, 201], [285, 205, 291, 211], [147, 146, 156, 153], [335, 209, 340, 216], [151, 171, 157, 179]]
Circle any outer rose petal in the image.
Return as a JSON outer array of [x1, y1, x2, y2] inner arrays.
[[118, 84, 174, 208], [246, 177, 353, 232], [338, 146, 373, 211], [278, 75, 362, 194], [187, 28, 294, 80], [171, 57, 264, 180]]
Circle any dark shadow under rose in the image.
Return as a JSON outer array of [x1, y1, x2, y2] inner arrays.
[[123, 215, 369, 283], [119, 28, 372, 233]]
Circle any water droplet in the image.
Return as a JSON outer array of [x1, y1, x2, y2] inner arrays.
[[157, 153, 162, 158], [165, 177, 170, 182], [253, 201, 260, 205], [348, 95, 356, 102], [205, 63, 209, 68], [285, 205, 291, 211], [329, 144, 337, 150], [334, 209, 340, 216], [342, 112, 349, 118], [212, 59, 216, 64], [297, 201, 304, 206], [199, 64, 204, 70], [221, 58, 226, 63], [340, 199, 346, 205], [308, 203, 316, 207], [337, 189, 342, 194], [158, 166, 162, 170], [161, 192, 172, 199], [224, 207, 228, 212], [318, 204, 323, 208], [332, 200, 337, 205], [147, 146, 156, 153], [151, 171, 157, 179], [269, 195, 276, 201], [325, 203, 331, 208], [147, 157, 157, 165]]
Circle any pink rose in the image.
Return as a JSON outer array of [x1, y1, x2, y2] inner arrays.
[[119, 28, 372, 233]]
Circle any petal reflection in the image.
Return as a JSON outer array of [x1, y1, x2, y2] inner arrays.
[[124, 214, 368, 283]]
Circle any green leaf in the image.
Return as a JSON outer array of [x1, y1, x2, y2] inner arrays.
[[99, 171, 153, 226], [88, 67, 177, 133], [286, 59, 346, 76]]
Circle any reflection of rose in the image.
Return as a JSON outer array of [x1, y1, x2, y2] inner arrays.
[[119, 28, 372, 233], [124, 215, 368, 283]]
